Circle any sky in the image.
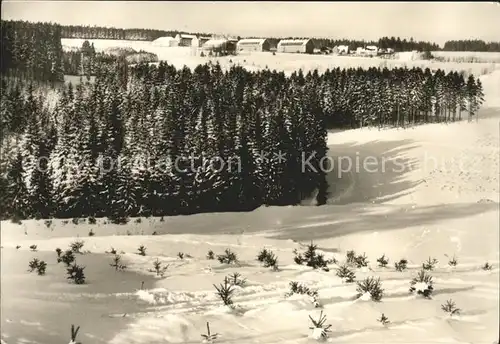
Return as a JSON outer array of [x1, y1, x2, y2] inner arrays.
[[2, 1, 500, 44]]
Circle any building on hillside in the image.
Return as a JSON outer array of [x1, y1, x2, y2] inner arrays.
[[152, 36, 178, 47], [336, 45, 349, 54], [202, 39, 237, 55], [276, 39, 314, 54], [365, 45, 378, 56], [175, 33, 199, 47], [198, 36, 212, 47], [236, 38, 271, 52]]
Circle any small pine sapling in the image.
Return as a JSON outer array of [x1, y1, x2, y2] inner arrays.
[[207, 250, 215, 260], [88, 229, 95, 237], [441, 299, 461, 315], [28, 258, 40, 272], [213, 277, 235, 306], [216, 249, 238, 265], [108, 247, 117, 255], [36, 261, 47, 275], [159, 216, 164, 222], [354, 253, 369, 268], [377, 254, 389, 268], [69, 324, 82, 344], [16, 245, 21, 249], [395, 259, 408, 271], [227, 272, 247, 287], [152, 231, 158, 235], [356, 277, 384, 301], [56, 248, 62, 258], [263, 251, 279, 271], [285, 281, 320, 306], [29, 245, 37, 252], [409, 269, 434, 298], [257, 248, 270, 263], [110, 254, 127, 271], [336, 264, 356, 283], [135, 217, 142, 224], [151, 258, 169, 277], [206, 250, 215, 260], [88, 216, 97, 225], [378, 313, 390, 325], [177, 252, 184, 260], [72, 218, 79, 225], [44, 219, 52, 228], [69, 240, 85, 254], [422, 257, 438, 271], [67, 264, 86, 284], [482, 262, 493, 270], [308, 310, 332, 341], [447, 255, 457, 267], [61, 250, 76, 266], [346, 250, 357, 265], [201, 321, 219, 343], [137, 245, 147, 256], [294, 242, 328, 271]]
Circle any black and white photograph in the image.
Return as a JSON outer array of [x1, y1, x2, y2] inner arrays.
[[1, 1, 499, 343]]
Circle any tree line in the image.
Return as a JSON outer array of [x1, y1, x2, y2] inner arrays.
[[1, 20, 65, 82], [442, 40, 500, 52], [0, 59, 485, 221]]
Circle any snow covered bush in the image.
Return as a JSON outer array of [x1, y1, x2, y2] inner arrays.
[[137, 245, 147, 256], [377, 313, 390, 325], [257, 248, 279, 270], [44, 219, 52, 228], [150, 258, 169, 277], [69, 240, 84, 254], [308, 310, 332, 341], [377, 254, 389, 267], [409, 269, 434, 298], [88, 216, 96, 225], [69, 324, 81, 344], [422, 257, 438, 271], [213, 277, 235, 306], [217, 249, 238, 265], [356, 277, 384, 301], [110, 254, 127, 271], [201, 322, 219, 343], [29, 244, 37, 252], [72, 218, 80, 225], [395, 259, 408, 271], [227, 272, 247, 287], [441, 299, 461, 315], [206, 250, 215, 260], [67, 263, 86, 284], [336, 264, 356, 283], [346, 250, 356, 264], [294, 242, 329, 271]]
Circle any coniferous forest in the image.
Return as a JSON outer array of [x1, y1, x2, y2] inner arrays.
[[0, 19, 487, 222]]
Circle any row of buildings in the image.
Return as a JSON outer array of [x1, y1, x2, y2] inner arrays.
[[152, 34, 315, 54]]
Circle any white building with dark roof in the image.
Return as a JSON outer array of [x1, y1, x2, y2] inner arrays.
[[236, 38, 271, 52], [175, 33, 199, 47], [276, 39, 314, 54]]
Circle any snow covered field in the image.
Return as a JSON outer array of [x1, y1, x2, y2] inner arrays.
[[1, 43, 499, 344], [61, 38, 500, 76]]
